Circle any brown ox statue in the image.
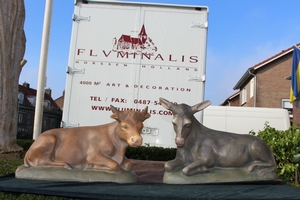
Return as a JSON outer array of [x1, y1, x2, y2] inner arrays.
[[160, 98, 276, 177], [20, 105, 150, 173]]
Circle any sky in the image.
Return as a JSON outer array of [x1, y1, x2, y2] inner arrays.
[[22, 0, 300, 105]]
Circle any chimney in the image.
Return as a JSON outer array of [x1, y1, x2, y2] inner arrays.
[[45, 88, 52, 97], [23, 82, 30, 88]]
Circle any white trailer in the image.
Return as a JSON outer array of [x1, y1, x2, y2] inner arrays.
[[203, 106, 290, 134], [62, 0, 209, 148]]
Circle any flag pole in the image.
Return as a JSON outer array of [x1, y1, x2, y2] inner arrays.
[[33, 0, 54, 140]]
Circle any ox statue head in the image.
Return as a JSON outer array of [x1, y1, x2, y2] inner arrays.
[[159, 98, 211, 148], [110, 105, 151, 147]]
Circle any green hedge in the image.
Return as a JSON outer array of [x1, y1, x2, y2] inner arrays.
[[126, 146, 176, 161], [17, 139, 34, 151], [250, 123, 300, 187]]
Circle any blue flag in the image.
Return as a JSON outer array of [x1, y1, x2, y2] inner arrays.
[[290, 46, 300, 107]]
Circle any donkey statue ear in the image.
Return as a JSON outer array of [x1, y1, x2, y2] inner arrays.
[[159, 97, 174, 110], [191, 100, 211, 114]]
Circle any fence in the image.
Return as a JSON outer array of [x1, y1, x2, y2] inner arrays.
[[17, 104, 62, 139]]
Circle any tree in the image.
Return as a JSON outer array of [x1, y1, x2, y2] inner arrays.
[[0, 0, 26, 153]]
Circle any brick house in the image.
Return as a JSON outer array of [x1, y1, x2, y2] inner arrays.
[[220, 91, 240, 106], [221, 44, 300, 123], [18, 82, 62, 139], [54, 90, 65, 110]]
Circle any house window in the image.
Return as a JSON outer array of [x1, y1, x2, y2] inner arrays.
[[44, 100, 51, 110], [18, 92, 24, 104], [18, 113, 23, 123], [282, 99, 292, 109], [242, 87, 247, 104], [282, 99, 293, 114], [250, 79, 254, 98], [27, 96, 36, 106]]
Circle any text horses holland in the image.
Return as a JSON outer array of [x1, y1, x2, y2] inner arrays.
[[21, 106, 150, 172], [159, 98, 276, 177]]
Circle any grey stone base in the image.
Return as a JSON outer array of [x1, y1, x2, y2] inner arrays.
[[15, 165, 138, 183], [163, 168, 279, 184]]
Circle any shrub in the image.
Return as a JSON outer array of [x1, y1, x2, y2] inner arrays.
[[250, 123, 300, 186], [17, 139, 34, 151]]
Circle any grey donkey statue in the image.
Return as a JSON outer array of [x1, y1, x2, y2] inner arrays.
[[160, 97, 278, 184]]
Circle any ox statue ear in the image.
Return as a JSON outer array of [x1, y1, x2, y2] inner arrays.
[[110, 105, 120, 121], [159, 97, 173, 110], [141, 106, 151, 121], [191, 100, 211, 114]]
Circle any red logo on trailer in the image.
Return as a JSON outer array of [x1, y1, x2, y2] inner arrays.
[[112, 24, 158, 55]]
